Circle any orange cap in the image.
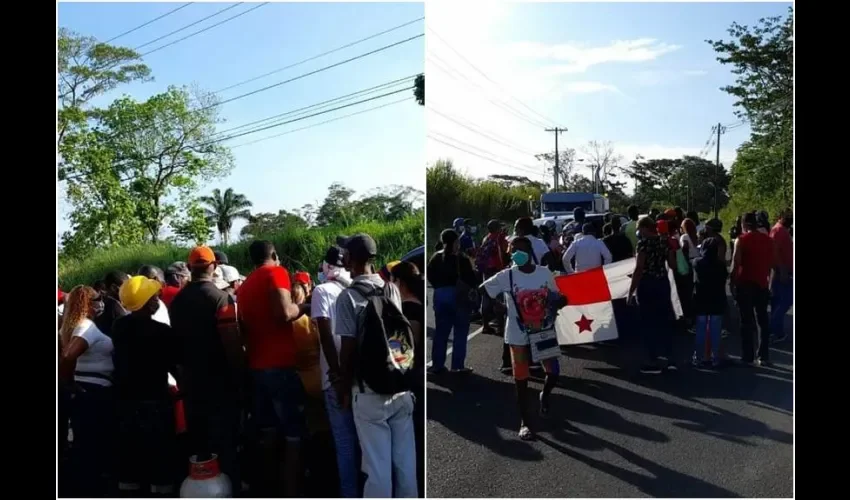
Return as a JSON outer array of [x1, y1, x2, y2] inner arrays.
[[188, 246, 216, 268], [664, 208, 677, 218]]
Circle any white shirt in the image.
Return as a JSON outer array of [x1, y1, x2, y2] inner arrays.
[[483, 265, 561, 346], [152, 299, 170, 325], [72, 318, 114, 387], [311, 280, 346, 391], [562, 234, 612, 273], [680, 234, 700, 260]]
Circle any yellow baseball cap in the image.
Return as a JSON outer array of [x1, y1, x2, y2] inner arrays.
[[119, 275, 162, 312]]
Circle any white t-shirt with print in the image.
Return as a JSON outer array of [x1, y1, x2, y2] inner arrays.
[[72, 318, 115, 387], [311, 280, 346, 391], [483, 265, 561, 346]]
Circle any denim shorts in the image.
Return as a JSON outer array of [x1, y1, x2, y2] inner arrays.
[[252, 368, 306, 441]]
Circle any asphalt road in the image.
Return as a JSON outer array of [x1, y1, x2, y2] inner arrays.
[[425, 287, 794, 498]]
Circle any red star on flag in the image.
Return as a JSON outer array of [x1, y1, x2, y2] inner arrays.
[[575, 314, 594, 333]]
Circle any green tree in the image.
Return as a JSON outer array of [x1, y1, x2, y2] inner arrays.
[[355, 185, 423, 222], [62, 86, 234, 243], [414, 74, 424, 106], [199, 188, 253, 245], [58, 28, 151, 145], [171, 202, 213, 245], [534, 148, 576, 189], [627, 156, 730, 214], [240, 210, 309, 238], [708, 8, 793, 215], [315, 183, 357, 227]]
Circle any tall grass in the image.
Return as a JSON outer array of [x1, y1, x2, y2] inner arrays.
[[426, 160, 541, 247], [58, 214, 424, 289]]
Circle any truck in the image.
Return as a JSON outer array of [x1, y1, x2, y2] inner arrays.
[[529, 192, 610, 219]]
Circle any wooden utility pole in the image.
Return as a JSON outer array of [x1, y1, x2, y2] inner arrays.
[[713, 123, 726, 219], [545, 127, 566, 191]]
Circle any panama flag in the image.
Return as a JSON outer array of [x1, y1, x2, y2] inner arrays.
[[554, 260, 683, 345]]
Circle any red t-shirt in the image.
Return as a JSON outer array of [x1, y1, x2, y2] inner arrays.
[[237, 264, 296, 370], [161, 285, 181, 308], [770, 222, 793, 274], [735, 231, 775, 289]]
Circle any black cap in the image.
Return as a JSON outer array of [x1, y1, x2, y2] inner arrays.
[[743, 212, 758, 227], [214, 251, 229, 264], [487, 219, 503, 231], [705, 218, 723, 231], [324, 246, 344, 267], [340, 233, 378, 261]]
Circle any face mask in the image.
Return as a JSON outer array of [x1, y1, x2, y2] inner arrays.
[[636, 230, 643, 240], [317, 271, 327, 283], [511, 250, 530, 266], [92, 300, 104, 317]]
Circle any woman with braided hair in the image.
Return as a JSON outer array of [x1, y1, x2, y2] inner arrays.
[[59, 285, 115, 496]]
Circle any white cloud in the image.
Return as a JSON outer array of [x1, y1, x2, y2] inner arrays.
[[508, 38, 682, 74], [632, 68, 709, 86]]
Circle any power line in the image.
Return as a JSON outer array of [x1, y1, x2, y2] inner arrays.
[[212, 74, 417, 138], [431, 131, 540, 173], [214, 16, 424, 93], [203, 33, 423, 111], [428, 103, 538, 156], [208, 87, 413, 146], [427, 53, 549, 130], [134, 2, 243, 51], [428, 134, 542, 176], [140, 3, 269, 58], [428, 26, 560, 128], [231, 97, 410, 149], [104, 2, 194, 44]]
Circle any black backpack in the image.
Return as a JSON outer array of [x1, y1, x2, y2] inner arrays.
[[351, 282, 416, 395]]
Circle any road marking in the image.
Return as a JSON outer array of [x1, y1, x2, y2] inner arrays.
[[426, 326, 485, 368]]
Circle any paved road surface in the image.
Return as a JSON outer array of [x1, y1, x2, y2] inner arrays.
[[426, 287, 793, 498]]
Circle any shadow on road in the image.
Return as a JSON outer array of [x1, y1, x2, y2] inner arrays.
[[536, 427, 741, 498]]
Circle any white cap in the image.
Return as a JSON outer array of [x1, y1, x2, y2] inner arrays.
[[212, 267, 230, 290], [220, 264, 245, 284]]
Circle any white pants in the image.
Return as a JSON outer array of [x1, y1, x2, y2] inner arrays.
[[352, 390, 418, 498]]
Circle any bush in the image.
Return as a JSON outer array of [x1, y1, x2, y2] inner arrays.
[[58, 214, 424, 289], [426, 160, 540, 247]]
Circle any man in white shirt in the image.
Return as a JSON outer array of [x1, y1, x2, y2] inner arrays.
[[310, 246, 359, 498], [562, 223, 613, 273]]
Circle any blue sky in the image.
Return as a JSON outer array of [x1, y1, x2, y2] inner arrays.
[[58, 1, 424, 241], [426, 1, 790, 189]]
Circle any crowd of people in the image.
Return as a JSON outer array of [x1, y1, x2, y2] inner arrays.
[[427, 206, 793, 439], [58, 234, 425, 498]]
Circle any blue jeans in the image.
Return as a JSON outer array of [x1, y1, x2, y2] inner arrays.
[[432, 286, 472, 370], [770, 277, 793, 337], [324, 389, 360, 498], [637, 276, 675, 363], [694, 315, 723, 361], [252, 368, 306, 441]]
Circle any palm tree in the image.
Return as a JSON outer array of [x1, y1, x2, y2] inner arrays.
[[198, 188, 253, 245]]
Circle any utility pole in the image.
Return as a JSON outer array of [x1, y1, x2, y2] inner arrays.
[[545, 127, 566, 191], [713, 122, 725, 219]]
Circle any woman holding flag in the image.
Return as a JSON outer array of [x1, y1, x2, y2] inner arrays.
[[481, 236, 567, 441]]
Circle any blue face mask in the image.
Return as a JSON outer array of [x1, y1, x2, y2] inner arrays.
[[511, 250, 530, 266], [317, 271, 326, 283]]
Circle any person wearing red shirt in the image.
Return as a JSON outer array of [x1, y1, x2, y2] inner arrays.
[[237, 240, 308, 497], [769, 210, 793, 342], [731, 212, 777, 366], [161, 262, 191, 308]]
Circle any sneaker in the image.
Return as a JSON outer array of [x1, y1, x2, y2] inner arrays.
[[640, 364, 663, 374], [427, 366, 447, 375], [518, 425, 535, 441], [757, 358, 773, 368], [451, 367, 474, 375], [539, 392, 550, 417]]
